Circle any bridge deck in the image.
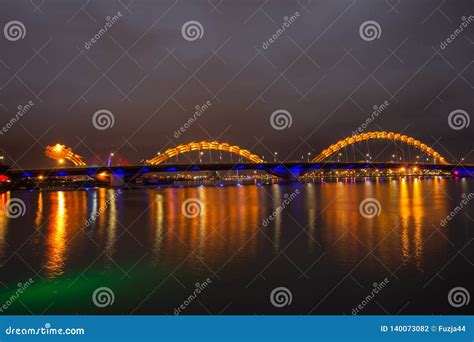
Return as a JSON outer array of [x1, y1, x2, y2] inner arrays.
[[4, 162, 473, 179]]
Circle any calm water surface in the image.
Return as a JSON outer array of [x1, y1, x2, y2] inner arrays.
[[0, 178, 473, 314]]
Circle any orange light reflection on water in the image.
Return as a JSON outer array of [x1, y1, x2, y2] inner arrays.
[[148, 186, 261, 269], [0, 179, 456, 280], [45, 191, 67, 278], [0, 192, 10, 259]]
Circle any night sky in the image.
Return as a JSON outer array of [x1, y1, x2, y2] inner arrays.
[[0, 0, 473, 168]]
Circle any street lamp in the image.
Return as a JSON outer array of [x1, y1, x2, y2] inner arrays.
[[274, 152, 278, 162], [0, 155, 4, 165], [307, 152, 311, 162], [107, 152, 114, 167]]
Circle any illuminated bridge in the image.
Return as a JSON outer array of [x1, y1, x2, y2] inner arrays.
[[1, 131, 473, 186]]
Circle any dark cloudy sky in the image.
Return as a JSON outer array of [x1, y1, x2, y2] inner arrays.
[[0, 0, 473, 168]]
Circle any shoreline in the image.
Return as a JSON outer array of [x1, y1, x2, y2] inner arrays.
[[1, 175, 465, 192]]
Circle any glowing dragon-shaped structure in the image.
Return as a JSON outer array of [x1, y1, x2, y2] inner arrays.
[[45, 144, 86, 166]]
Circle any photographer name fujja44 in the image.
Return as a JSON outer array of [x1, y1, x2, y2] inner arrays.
[[380, 325, 467, 334]]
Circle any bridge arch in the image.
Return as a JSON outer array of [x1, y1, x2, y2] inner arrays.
[[312, 131, 448, 164], [146, 141, 264, 165]]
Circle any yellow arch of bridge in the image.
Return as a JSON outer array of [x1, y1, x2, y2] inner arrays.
[[312, 131, 448, 164], [146, 141, 264, 165]]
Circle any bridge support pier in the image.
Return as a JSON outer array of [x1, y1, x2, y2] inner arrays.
[[286, 169, 301, 181], [453, 167, 474, 177], [110, 172, 125, 187], [267, 167, 302, 181]]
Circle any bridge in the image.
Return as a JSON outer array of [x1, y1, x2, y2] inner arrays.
[[4, 162, 473, 185], [1, 131, 473, 186]]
